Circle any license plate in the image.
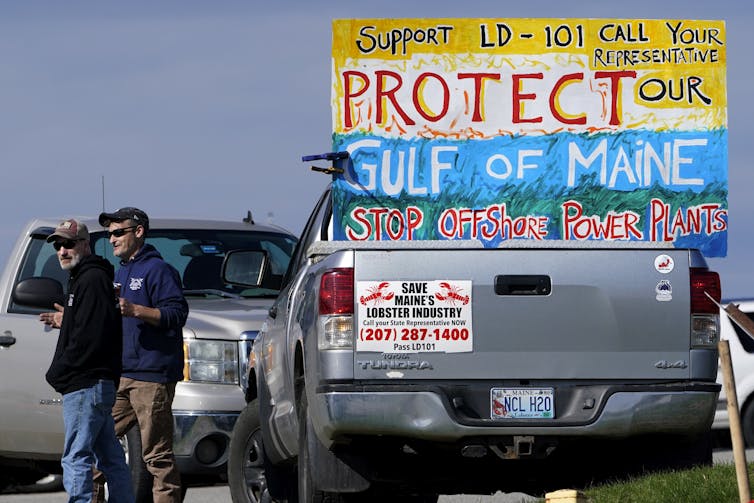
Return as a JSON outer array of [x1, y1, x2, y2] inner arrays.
[[490, 388, 554, 419]]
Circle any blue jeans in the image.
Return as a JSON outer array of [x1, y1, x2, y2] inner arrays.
[[61, 379, 135, 503]]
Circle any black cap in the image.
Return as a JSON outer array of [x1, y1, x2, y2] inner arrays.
[[99, 207, 149, 230]]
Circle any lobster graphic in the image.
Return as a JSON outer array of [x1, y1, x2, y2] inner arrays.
[[492, 397, 508, 417], [435, 282, 469, 305], [359, 282, 395, 306]]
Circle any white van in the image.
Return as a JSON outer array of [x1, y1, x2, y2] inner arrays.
[[713, 298, 754, 445]]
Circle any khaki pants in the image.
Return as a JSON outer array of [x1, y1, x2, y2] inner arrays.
[[93, 377, 181, 503]]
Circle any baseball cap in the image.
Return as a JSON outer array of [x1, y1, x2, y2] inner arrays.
[[46, 219, 90, 243], [99, 207, 149, 230]]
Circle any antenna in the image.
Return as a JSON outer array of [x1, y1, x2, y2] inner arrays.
[[101, 175, 105, 212]]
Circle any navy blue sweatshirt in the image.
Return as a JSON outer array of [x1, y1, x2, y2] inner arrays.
[[115, 244, 188, 383]]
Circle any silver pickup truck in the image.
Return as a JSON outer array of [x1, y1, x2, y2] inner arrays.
[[0, 216, 296, 498], [229, 185, 723, 502]]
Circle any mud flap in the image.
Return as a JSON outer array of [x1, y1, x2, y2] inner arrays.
[[305, 415, 370, 493]]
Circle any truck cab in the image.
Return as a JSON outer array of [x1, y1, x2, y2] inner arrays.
[[0, 216, 296, 495]]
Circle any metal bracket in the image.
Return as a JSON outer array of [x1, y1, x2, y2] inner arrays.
[[310, 165, 344, 175], [302, 151, 349, 176]]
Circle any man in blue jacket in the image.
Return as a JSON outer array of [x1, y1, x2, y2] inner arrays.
[[93, 207, 188, 503]]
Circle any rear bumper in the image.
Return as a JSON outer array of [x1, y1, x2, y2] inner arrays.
[[312, 383, 719, 444]]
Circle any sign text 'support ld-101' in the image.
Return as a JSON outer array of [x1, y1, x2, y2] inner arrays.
[[330, 18, 728, 256]]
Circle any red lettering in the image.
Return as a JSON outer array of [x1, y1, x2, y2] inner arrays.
[[343, 69, 643, 130], [593, 70, 637, 126], [670, 207, 688, 236], [457, 208, 473, 238], [713, 209, 728, 232], [370, 207, 389, 240], [438, 209, 459, 238], [458, 72, 501, 122], [481, 205, 501, 239], [406, 207, 423, 240], [439, 205, 548, 240], [562, 200, 643, 240], [512, 73, 543, 123], [376, 70, 415, 126], [549, 73, 586, 125], [346, 207, 372, 241], [649, 198, 670, 241], [562, 201, 582, 240], [343, 71, 369, 129], [385, 209, 404, 240], [701, 204, 718, 233], [347, 206, 425, 241], [413, 72, 450, 122]]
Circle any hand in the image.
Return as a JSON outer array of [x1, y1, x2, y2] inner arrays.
[[119, 297, 136, 318], [39, 303, 64, 329], [118, 297, 161, 326]]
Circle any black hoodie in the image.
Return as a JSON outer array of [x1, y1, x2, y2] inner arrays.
[[45, 254, 123, 395]]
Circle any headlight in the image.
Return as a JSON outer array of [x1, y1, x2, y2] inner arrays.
[[183, 340, 239, 384], [238, 331, 258, 395]]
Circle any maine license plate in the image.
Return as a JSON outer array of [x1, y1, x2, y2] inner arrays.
[[491, 388, 554, 419]]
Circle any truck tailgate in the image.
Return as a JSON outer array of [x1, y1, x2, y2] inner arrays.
[[353, 248, 691, 380]]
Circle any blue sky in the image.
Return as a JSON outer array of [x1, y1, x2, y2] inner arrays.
[[0, 0, 750, 298]]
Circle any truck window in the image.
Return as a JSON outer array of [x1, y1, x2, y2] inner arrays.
[[8, 234, 69, 314], [90, 229, 296, 297]]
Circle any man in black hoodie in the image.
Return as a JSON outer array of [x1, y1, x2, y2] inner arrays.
[[40, 219, 134, 503]]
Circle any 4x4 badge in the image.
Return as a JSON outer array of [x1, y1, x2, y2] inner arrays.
[[655, 360, 688, 369]]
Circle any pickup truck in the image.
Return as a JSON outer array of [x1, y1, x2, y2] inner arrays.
[[229, 184, 723, 502], [0, 215, 296, 499]]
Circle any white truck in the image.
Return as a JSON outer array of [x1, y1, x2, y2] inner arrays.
[[228, 160, 723, 502], [0, 215, 296, 500]]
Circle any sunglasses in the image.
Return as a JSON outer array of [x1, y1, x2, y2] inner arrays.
[[53, 239, 81, 251], [108, 225, 138, 238]]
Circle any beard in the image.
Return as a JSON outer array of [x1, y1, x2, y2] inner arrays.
[[59, 253, 81, 271]]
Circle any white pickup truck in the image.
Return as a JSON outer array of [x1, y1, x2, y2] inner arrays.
[[0, 215, 296, 499], [229, 178, 723, 502]]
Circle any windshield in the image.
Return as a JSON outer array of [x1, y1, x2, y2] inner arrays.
[[90, 229, 297, 298]]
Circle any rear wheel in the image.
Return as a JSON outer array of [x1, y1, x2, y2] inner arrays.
[[297, 391, 325, 503], [123, 426, 154, 502], [120, 424, 187, 503], [298, 390, 353, 503], [227, 400, 272, 503], [741, 401, 754, 447]]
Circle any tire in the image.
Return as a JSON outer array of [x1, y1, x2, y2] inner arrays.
[[742, 401, 754, 447], [120, 424, 187, 503], [257, 376, 298, 501], [297, 390, 320, 503], [228, 400, 273, 503], [123, 426, 155, 503], [298, 390, 343, 503]]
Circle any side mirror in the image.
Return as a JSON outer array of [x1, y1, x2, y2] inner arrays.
[[12, 277, 65, 308], [222, 250, 269, 287]]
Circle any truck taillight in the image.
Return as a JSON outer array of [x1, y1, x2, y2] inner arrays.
[[319, 268, 354, 350], [690, 268, 721, 348], [319, 268, 354, 315], [690, 268, 721, 314]]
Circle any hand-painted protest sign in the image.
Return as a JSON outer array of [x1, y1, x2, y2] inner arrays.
[[330, 19, 727, 256]]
